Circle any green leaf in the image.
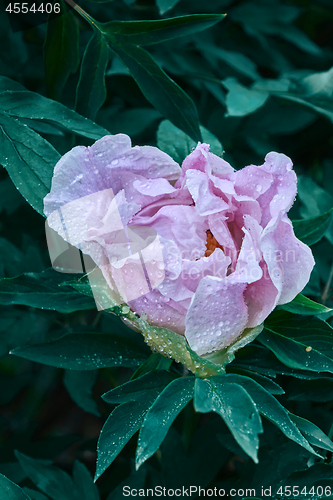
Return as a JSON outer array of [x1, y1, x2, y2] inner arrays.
[[292, 208, 333, 246], [221, 374, 319, 456], [136, 377, 195, 468], [280, 294, 332, 316], [0, 112, 60, 215], [228, 367, 284, 395], [0, 269, 96, 312], [72, 461, 100, 500], [108, 42, 201, 142], [254, 68, 333, 124], [64, 370, 100, 416], [44, 0, 80, 100], [289, 414, 333, 453], [131, 352, 173, 380], [0, 76, 25, 93], [11, 333, 148, 370], [75, 30, 109, 121], [15, 452, 79, 500], [23, 489, 48, 500], [96, 372, 175, 479], [0, 91, 110, 139], [222, 78, 269, 117], [107, 107, 161, 137], [288, 377, 333, 402], [156, 0, 181, 15], [102, 371, 177, 405], [259, 311, 333, 373], [280, 462, 333, 489], [98, 14, 225, 46], [0, 177, 23, 214], [199, 44, 259, 80], [157, 119, 223, 163], [194, 378, 263, 462], [0, 473, 31, 500], [155, 0, 179, 16]]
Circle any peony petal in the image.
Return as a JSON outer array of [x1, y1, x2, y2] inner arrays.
[[186, 169, 230, 216], [235, 214, 263, 284], [244, 261, 280, 327], [44, 134, 180, 216], [129, 291, 189, 335], [185, 276, 248, 355], [133, 204, 208, 260], [256, 152, 297, 227], [234, 164, 272, 199], [176, 143, 234, 188], [133, 177, 176, 196], [261, 214, 315, 304]]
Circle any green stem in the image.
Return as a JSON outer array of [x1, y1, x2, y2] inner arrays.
[[63, 0, 100, 30]]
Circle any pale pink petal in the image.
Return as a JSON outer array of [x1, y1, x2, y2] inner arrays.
[[185, 276, 248, 355], [257, 152, 297, 227], [44, 134, 180, 217], [244, 261, 280, 327], [235, 215, 263, 284], [234, 165, 272, 199], [129, 291, 189, 335], [261, 215, 315, 304], [185, 169, 230, 216]]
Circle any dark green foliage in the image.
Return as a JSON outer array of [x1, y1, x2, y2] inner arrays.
[[0, 0, 333, 497]]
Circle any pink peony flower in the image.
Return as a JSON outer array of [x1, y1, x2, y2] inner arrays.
[[44, 134, 314, 356]]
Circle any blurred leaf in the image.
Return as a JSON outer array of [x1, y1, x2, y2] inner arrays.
[[96, 372, 175, 479], [99, 15, 225, 46], [0, 463, 27, 484], [0, 112, 60, 215], [156, 0, 181, 15], [136, 377, 195, 468], [280, 294, 332, 316], [0, 237, 44, 279], [0, 177, 24, 214], [107, 467, 147, 500], [289, 414, 333, 453], [106, 107, 161, 137], [23, 489, 48, 500], [259, 311, 333, 373], [44, 0, 80, 100], [108, 42, 201, 142], [157, 119, 223, 163], [280, 462, 333, 488], [292, 208, 333, 246], [131, 352, 173, 380], [222, 374, 319, 456], [254, 68, 333, 124], [72, 461, 100, 500], [0, 90, 110, 139], [0, 308, 48, 358], [198, 43, 259, 80], [297, 176, 333, 245], [222, 78, 269, 117], [64, 370, 100, 416], [194, 377, 262, 462], [288, 377, 333, 402], [76, 30, 109, 121], [0, 269, 96, 312], [230, 2, 320, 55], [11, 332, 148, 369], [0, 473, 30, 500], [15, 452, 79, 500]]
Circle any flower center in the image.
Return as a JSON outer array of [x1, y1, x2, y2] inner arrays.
[[205, 230, 224, 257]]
